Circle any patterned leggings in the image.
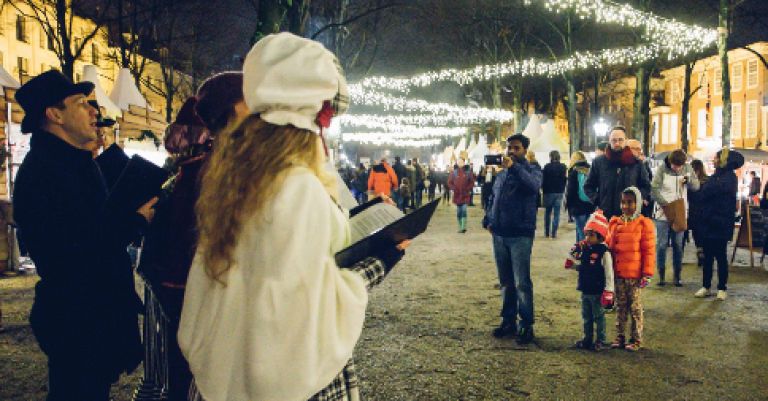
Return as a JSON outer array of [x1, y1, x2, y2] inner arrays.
[[615, 278, 645, 343]]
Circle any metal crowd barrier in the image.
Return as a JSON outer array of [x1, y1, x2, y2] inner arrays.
[[133, 279, 170, 401]]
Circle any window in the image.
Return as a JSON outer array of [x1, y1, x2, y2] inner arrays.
[[732, 62, 743, 92], [698, 109, 708, 139], [698, 73, 708, 99], [747, 59, 759, 89], [47, 33, 55, 50], [91, 43, 99, 66], [39, 29, 45, 48], [732, 102, 742, 138], [16, 56, 28, 76], [670, 114, 679, 144], [652, 115, 660, 144], [662, 114, 671, 144], [713, 106, 723, 138], [671, 80, 681, 103], [15, 15, 27, 42], [713, 67, 722, 96], [747, 101, 758, 138]]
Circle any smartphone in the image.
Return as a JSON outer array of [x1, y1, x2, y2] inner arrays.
[[484, 154, 503, 166]]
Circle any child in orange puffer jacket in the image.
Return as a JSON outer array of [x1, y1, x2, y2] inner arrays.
[[607, 186, 656, 351]]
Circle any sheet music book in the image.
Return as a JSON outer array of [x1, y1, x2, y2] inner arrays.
[[104, 155, 169, 216], [336, 199, 440, 267]]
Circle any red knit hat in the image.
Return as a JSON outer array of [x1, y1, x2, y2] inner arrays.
[[584, 209, 609, 239]]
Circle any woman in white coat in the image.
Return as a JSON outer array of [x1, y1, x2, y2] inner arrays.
[[179, 33, 409, 401]]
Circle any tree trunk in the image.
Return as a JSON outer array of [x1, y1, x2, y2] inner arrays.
[[287, 0, 311, 36], [632, 64, 652, 154], [681, 62, 695, 153], [252, 0, 284, 45], [719, 0, 732, 147], [491, 78, 503, 142], [56, 0, 74, 80], [566, 75, 579, 153]]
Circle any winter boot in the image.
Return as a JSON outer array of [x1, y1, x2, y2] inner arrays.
[[460, 217, 467, 233], [457, 218, 463, 233], [673, 267, 682, 287], [657, 268, 666, 286]]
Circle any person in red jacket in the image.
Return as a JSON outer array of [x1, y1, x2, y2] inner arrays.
[[448, 157, 475, 233], [607, 186, 656, 352]]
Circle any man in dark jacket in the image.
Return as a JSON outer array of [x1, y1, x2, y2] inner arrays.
[[584, 127, 651, 219], [483, 133, 542, 344], [13, 71, 157, 400], [542, 150, 567, 238]]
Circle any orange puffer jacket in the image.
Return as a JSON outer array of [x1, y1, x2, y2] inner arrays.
[[607, 215, 656, 279]]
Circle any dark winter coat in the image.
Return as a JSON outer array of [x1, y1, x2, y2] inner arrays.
[[583, 147, 651, 220], [566, 161, 595, 217], [698, 150, 744, 241], [13, 132, 144, 382], [353, 169, 369, 193], [484, 159, 543, 238], [393, 160, 407, 185], [542, 161, 567, 194], [139, 155, 207, 289], [688, 174, 709, 232], [578, 243, 609, 295], [448, 166, 475, 205]]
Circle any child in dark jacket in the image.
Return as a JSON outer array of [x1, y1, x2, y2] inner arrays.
[[565, 209, 615, 351]]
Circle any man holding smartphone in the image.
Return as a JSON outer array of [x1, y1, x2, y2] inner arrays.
[[483, 133, 542, 344]]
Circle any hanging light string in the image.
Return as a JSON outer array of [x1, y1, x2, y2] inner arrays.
[[337, 116, 468, 136], [350, 0, 716, 93], [340, 113, 502, 129], [348, 85, 514, 121], [342, 133, 443, 147]]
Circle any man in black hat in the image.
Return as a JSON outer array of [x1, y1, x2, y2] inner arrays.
[[12, 70, 157, 400]]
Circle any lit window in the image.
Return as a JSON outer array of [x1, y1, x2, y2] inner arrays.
[[713, 67, 722, 96], [746, 101, 758, 138], [732, 103, 742, 138], [16, 15, 27, 42], [747, 59, 758, 89], [698, 73, 708, 99], [731, 62, 743, 92]]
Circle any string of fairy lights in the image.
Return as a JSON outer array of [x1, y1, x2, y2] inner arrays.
[[339, 0, 718, 148]]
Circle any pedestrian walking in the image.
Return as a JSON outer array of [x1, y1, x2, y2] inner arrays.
[[607, 186, 656, 352], [566, 151, 595, 242], [564, 209, 615, 351], [352, 163, 369, 205], [693, 148, 743, 301], [542, 150, 567, 238], [650, 149, 699, 287], [399, 177, 412, 213], [448, 158, 475, 233], [483, 133, 542, 344], [179, 32, 410, 401], [368, 160, 397, 197]]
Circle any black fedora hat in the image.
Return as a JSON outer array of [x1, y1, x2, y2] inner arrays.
[[88, 100, 116, 128], [15, 70, 95, 133]]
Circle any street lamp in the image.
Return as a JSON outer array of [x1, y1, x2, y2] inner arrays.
[[593, 118, 610, 138]]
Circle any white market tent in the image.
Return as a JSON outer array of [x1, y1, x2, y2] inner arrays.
[[522, 113, 544, 144], [468, 135, 489, 172], [530, 118, 569, 155], [82, 65, 122, 119], [109, 67, 148, 110], [0, 66, 20, 89]]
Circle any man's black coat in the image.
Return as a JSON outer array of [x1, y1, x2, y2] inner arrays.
[[13, 132, 144, 382], [583, 146, 651, 220]]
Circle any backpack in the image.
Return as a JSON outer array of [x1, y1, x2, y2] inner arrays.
[[577, 172, 590, 202]]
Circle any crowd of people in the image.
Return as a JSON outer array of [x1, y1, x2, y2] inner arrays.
[[4, 30, 752, 401]]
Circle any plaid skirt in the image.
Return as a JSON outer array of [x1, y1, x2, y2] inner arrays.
[[188, 358, 361, 401]]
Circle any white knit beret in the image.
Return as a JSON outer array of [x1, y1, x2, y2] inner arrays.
[[243, 32, 349, 133]]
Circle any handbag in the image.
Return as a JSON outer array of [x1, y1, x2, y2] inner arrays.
[[663, 199, 688, 232]]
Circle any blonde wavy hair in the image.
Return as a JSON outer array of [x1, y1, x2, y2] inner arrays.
[[196, 114, 336, 282], [569, 151, 587, 168]]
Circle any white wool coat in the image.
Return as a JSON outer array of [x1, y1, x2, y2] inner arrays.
[[178, 167, 369, 401]]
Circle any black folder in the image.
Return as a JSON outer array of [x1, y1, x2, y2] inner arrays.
[[95, 144, 130, 191], [105, 154, 170, 216], [335, 199, 440, 267]]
